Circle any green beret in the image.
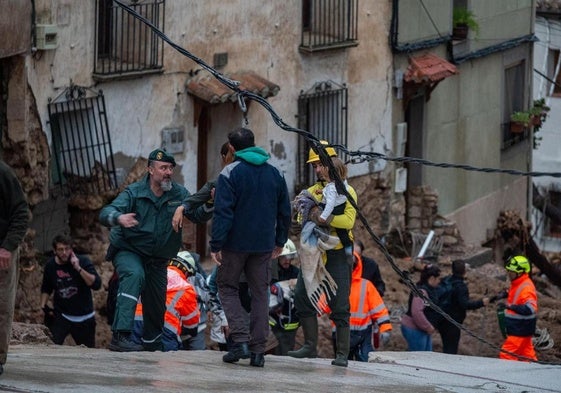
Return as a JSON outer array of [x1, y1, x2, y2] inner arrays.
[[148, 149, 176, 166]]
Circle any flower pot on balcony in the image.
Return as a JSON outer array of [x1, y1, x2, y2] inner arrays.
[[452, 25, 469, 40], [531, 115, 542, 127], [510, 121, 526, 134]]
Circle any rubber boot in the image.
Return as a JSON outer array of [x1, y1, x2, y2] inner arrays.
[[287, 316, 318, 358], [331, 326, 350, 367]]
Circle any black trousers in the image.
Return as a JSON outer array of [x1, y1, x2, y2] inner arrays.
[[50, 314, 96, 348], [439, 319, 461, 354]]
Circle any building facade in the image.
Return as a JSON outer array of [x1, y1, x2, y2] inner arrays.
[[1, 0, 395, 256], [391, 0, 534, 246]]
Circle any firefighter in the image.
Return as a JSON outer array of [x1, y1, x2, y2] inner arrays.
[[132, 251, 200, 351], [498, 254, 538, 361], [269, 239, 300, 355], [331, 251, 392, 361], [288, 141, 357, 368]]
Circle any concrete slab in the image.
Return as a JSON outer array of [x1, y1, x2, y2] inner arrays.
[[460, 247, 494, 268], [0, 345, 560, 393]]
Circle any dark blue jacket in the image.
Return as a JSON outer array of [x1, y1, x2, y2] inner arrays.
[[210, 147, 291, 253], [446, 274, 484, 324]]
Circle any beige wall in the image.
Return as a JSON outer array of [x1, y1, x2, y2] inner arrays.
[[470, 0, 534, 52], [396, 0, 450, 44], [394, 0, 533, 245], [446, 177, 528, 245]]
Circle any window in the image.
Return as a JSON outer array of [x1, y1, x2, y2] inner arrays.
[[296, 81, 348, 191], [547, 190, 561, 237], [300, 0, 358, 52], [502, 61, 528, 149], [48, 86, 118, 196], [94, 0, 165, 79], [551, 49, 561, 96]]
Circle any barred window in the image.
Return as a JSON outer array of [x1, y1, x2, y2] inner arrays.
[[296, 81, 348, 192], [301, 0, 359, 53], [94, 0, 165, 79], [48, 86, 118, 196]]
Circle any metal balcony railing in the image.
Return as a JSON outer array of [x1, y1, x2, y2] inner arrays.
[[300, 0, 359, 53], [94, 0, 165, 79], [296, 81, 348, 191]]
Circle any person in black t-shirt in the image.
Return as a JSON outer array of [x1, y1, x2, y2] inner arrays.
[[40, 235, 101, 348]]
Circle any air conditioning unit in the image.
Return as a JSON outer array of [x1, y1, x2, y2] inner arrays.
[[35, 24, 58, 50]]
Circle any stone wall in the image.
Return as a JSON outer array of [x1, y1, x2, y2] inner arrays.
[[407, 185, 463, 250], [348, 170, 406, 253]]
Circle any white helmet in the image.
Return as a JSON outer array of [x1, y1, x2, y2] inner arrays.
[[280, 239, 297, 258], [169, 251, 196, 276]]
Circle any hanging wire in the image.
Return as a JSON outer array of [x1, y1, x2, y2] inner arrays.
[[112, 0, 559, 364]]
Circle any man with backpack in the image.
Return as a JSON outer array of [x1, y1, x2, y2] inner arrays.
[[437, 260, 489, 354]]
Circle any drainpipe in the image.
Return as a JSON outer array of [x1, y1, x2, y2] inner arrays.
[[31, 0, 37, 53], [527, 0, 536, 228], [389, 0, 399, 51]]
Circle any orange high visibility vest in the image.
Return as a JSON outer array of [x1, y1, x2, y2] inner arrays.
[[135, 266, 200, 339], [349, 253, 391, 333], [326, 253, 392, 333]]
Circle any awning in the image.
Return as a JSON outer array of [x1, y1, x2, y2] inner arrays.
[[404, 53, 458, 84], [186, 70, 280, 104]]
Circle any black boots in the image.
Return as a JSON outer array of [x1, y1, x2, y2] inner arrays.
[[223, 342, 264, 367], [331, 327, 350, 367], [108, 332, 144, 352], [222, 342, 250, 363], [287, 316, 318, 359], [250, 352, 265, 367]]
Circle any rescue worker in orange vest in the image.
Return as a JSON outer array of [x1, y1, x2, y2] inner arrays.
[[328, 251, 392, 362], [498, 254, 538, 361], [132, 251, 200, 351]]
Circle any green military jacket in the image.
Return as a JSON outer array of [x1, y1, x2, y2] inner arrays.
[[99, 175, 212, 259]]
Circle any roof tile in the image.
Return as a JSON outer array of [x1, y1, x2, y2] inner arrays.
[[186, 70, 280, 104], [404, 53, 458, 84]]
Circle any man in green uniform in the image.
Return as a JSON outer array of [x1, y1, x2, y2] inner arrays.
[[100, 149, 212, 352]]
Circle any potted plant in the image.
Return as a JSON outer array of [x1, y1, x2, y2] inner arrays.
[[530, 98, 550, 128], [453, 7, 480, 40], [510, 111, 531, 133]]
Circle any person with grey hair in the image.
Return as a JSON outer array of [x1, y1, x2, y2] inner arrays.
[[100, 148, 213, 352]]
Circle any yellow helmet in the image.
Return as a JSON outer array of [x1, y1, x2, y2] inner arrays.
[[307, 140, 337, 163], [504, 255, 531, 274]]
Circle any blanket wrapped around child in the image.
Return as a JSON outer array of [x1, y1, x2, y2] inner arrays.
[[294, 190, 339, 314]]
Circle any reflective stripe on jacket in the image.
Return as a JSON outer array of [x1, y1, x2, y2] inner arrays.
[[349, 253, 391, 333], [505, 273, 537, 337], [134, 266, 200, 350]]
